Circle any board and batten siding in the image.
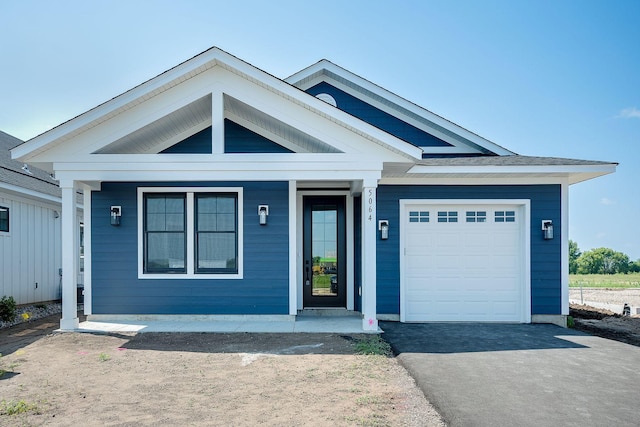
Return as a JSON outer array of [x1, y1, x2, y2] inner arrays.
[[0, 192, 62, 304], [91, 181, 289, 315], [376, 185, 562, 316]]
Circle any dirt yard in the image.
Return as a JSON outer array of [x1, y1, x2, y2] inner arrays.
[[569, 288, 640, 347], [0, 319, 444, 426]]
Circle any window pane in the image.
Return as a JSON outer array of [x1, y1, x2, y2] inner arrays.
[[197, 233, 236, 270], [0, 206, 8, 232], [147, 232, 185, 271], [197, 195, 236, 232], [146, 195, 185, 231]]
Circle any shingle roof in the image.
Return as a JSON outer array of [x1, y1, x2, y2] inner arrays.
[[0, 130, 61, 199], [416, 155, 617, 167]]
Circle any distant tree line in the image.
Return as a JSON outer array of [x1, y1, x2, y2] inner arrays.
[[570, 240, 640, 274]]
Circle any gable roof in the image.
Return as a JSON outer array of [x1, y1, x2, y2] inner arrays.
[[286, 59, 515, 156], [9, 47, 616, 186], [0, 130, 61, 200], [11, 47, 422, 170]]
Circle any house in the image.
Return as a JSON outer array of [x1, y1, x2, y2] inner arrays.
[[0, 131, 74, 304], [11, 48, 616, 331]]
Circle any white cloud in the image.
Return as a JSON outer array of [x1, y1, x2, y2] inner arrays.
[[618, 107, 640, 119], [600, 197, 615, 205]]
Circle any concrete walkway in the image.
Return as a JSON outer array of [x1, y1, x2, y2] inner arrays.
[[72, 315, 372, 334], [381, 322, 640, 427]]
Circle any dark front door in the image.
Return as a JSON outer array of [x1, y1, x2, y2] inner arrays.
[[303, 195, 347, 308]]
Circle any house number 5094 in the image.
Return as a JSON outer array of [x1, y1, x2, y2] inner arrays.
[[367, 189, 374, 221]]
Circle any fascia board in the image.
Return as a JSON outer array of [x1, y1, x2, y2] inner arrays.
[[287, 60, 515, 156], [405, 163, 616, 185], [408, 164, 617, 175]]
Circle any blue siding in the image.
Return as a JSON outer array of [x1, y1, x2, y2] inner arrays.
[[376, 185, 562, 316], [91, 181, 289, 315], [306, 82, 451, 148], [161, 127, 212, 153], [161, 121, 293, 154], [224, 120, 293, 153]]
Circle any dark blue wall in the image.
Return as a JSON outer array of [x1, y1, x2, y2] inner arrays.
[[306, 82, 451, 148], [160, 120, 292, 154], [224, 120, 293, 153], [376, 185, 562, 316], [91, 181, 290, 315], [161, 127, 212, 153]]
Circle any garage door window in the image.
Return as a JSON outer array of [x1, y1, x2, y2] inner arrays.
[[495, 211, 516, 222], [437, 211, 458, 223], [409, 211, 429, 223], [466, 211, 487, 223]]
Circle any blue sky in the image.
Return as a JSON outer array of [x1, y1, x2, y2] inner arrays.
[[1, 0, 639, 259]]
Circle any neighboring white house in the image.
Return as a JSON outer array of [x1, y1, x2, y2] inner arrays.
[[0, 130, 83, 305]]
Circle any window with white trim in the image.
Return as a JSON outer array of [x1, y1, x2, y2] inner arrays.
[[0, 206, 8, 232], [139, 187, 242, 278]]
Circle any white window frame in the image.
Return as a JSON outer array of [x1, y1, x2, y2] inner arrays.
[[137, 187, 243, 279]]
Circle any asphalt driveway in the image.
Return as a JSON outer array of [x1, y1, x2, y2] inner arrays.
[[381, 322, 640, 427]]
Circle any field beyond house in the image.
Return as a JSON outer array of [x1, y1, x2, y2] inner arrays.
[[569, 273, 640, 288]]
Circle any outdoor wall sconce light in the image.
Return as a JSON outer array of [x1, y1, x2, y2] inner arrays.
[[379, 220, 389, 240], [110, 206, 122, 226], [542, 220, 554, 240], [258, 205, 269, 225]]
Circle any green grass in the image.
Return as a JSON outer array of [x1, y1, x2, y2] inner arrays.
[[354, 336, 392, 356], [569, 273, 640, 288], [0, 399, 39, 416]]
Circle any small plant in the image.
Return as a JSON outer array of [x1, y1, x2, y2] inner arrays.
[[354, 336, 392, 356], [0, 296, 17, 322], [98, 353, 111, 362], [567, 316, 575, 328], [34, 303, 47, 310], [0, 399, 39, 415]]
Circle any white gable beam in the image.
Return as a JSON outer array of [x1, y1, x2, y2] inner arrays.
[[212, 89, 224, 154]]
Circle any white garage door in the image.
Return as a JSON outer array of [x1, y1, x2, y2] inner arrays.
[[401, 202, 528, 322]]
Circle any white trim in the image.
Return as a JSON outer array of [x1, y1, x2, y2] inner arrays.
[[296, 190, 355, 311], [561, 181, 569, 315], [0, 182, 61, 205], [361, 186, 378, 331], [399, 199, 531, 323], [136, 186, 244, 279], [380, 177, 593, 186], [212, 89, 225, 154], [288, 181, 297, 315], [408, 164, 617, 175], [82, 185, 92, 315], [60, 183, 79, 330]]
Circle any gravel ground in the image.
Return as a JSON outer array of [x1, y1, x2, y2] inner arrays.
[[569, 288, 640, 315], [0, 302, 63, 329]]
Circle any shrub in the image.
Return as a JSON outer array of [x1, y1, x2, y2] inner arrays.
[[0, 296, 17, 323]]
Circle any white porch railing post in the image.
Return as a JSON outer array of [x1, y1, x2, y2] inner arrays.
[[60, 181, 79, 330], [361, 184, 378, 331]]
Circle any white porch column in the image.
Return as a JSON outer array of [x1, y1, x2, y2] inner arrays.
[[60, 181, 79, 330], [361, 183, 378, 331], [82, 184, 92, 315]]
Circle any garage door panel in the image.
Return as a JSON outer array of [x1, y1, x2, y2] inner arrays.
[[403, 203, 526, 322]]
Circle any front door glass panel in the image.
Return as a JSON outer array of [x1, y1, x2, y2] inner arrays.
[[312, 208, 338, 296]]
